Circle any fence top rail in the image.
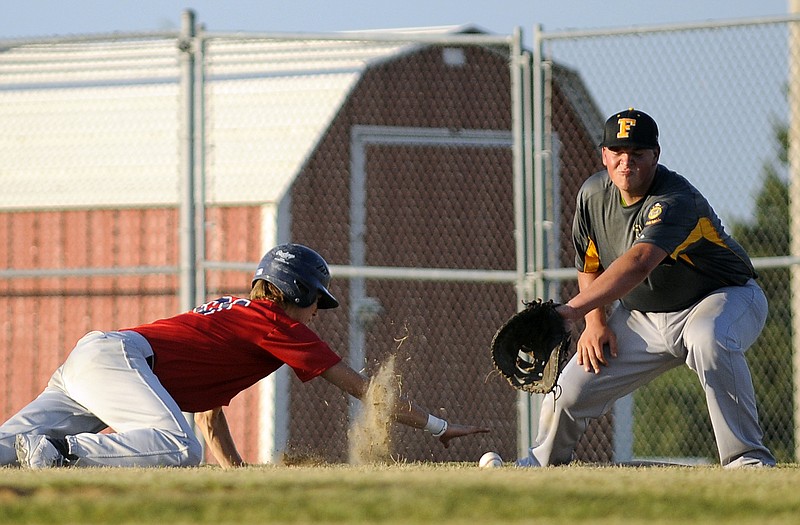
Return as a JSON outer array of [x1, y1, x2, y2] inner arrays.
[[0, 31, 180, 48], [0, 27, 515, 50], [537, 13, 800, 41], [201, 30, 515, 46]]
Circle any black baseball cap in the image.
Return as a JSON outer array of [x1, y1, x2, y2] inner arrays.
[[600, 108, 659, 149]]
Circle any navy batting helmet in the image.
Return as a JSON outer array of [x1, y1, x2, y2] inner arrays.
[[252, 244, 339, 309]]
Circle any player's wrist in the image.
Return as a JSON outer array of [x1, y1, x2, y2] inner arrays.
[[560, 302, 583, 321], [424, 414, 448, 437]]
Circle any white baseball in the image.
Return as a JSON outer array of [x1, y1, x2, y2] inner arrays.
[[478, 451, 503, 468]]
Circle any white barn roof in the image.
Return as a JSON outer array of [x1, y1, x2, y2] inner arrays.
[[0, 26, 479, 210]]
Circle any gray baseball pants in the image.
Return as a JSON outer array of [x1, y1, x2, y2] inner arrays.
[[518, 279, 775, 468], [0, 330, 202, 467]]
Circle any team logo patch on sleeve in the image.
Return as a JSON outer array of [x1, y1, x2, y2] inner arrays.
[[645, 202, 665, 226]]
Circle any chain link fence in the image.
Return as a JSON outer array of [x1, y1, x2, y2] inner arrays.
[[1, 12, 799, 466], [538, 16, 797, 463], [195, 28, 524, 463], [0, 33, 185, 447], [0, 17, 523, 465]]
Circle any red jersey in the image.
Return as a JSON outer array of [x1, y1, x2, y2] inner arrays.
[[127, 296, 341, 412]]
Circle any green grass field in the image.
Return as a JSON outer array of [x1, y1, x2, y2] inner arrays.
[[2, 463, 799, 524]]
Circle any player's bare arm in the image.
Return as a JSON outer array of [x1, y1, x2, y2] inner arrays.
[[194, 407, 246, 468], [558, 242, 668, 373], [320, 362, 488, 447], [563, 242, 667, 319], [572, 270, 617, 374]]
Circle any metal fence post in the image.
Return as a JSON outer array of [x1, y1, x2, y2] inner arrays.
[[179, 9, 197, 314], [788, 0, 800, 463], [177, 8, 200, 444], [514, 24, 546, 459], [193, 26, 207, 307]]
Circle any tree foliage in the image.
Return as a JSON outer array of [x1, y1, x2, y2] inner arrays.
[[728, 119, 794, 461]]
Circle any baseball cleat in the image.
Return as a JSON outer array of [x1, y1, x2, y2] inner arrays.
[[15, 434, 65, 469], [725, 456, 775, 469]]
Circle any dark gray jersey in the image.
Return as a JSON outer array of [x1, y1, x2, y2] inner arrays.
[[572, 165, 756, 312]]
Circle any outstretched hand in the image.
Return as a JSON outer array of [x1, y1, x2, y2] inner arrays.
[[438, 423, 490, 448]]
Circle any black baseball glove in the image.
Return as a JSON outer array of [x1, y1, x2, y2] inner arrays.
[[490, 299, 571, 395]]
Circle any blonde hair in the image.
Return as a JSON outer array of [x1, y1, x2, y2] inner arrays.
[[250, 280, 287, 306]]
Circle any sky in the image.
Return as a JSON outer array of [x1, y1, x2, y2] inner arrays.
[[0, 0, 792, 44], [1, 0, 793, 223]]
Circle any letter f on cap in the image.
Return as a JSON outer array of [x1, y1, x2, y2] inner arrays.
[[617, 117, 636, 139]]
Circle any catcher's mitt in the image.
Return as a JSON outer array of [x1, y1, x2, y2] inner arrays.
[[490, 299, 571, 395]]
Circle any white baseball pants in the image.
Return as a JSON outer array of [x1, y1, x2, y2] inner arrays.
[[0, 330, 202, 467]]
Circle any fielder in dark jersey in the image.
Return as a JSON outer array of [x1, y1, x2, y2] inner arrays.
[[574, 165, 756, 312], [516, 108, 775, 469]]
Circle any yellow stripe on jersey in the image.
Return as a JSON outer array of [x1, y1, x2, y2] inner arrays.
[[669, 217, 729, 261], [584, 238, 601, 273]]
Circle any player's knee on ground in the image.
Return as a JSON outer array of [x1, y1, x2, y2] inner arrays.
[[155, 428, 203, 467]]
